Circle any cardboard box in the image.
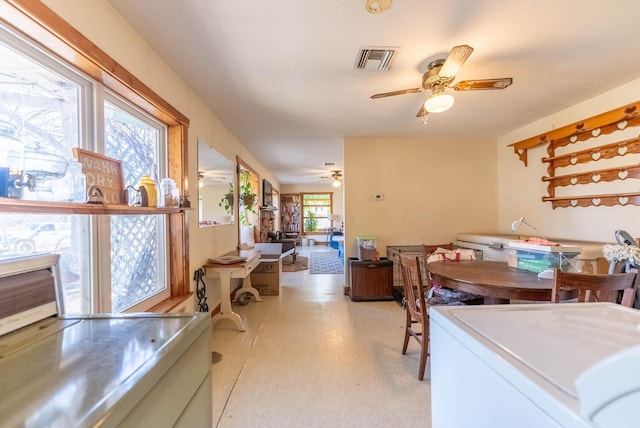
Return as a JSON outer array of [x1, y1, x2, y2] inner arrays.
[[250, 259, 282, 295]]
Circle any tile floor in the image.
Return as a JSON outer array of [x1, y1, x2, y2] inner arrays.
[[210, 246, 432, 427]]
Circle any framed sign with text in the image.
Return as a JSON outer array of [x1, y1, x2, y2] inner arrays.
[[72, 148, 125, 204]]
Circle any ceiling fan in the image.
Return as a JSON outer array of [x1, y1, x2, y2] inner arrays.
[[320, 170, 343, 188], [370, 45, 513, 122]]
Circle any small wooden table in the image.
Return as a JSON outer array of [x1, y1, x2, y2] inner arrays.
[[203, 249, 262, 331], [426, 260, 570, 304]]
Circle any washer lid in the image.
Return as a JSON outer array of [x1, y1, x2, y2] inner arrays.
[[450, 303, 640, 398]]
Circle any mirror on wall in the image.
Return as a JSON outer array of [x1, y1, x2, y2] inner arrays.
[[198, 139, 235, 227]]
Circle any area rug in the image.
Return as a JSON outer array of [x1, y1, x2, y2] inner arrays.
[[310, 251, 344, 274], [282, 255, 308, 272]]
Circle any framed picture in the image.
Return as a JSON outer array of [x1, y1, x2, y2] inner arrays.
[[72, 148, 124, 204]]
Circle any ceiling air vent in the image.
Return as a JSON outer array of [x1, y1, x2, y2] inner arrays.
[[354, 47, 397, 71]]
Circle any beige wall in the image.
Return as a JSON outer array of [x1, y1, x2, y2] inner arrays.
[[497, 78, 640, 243], [344, 137, 499, 257], [43, 0, 280, 308]]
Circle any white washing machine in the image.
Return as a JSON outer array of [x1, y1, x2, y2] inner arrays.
[[430, 303, 640, 428]]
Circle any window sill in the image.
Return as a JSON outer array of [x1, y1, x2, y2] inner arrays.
[[147, 293, 195, 313], [0, 198, 188, 215]]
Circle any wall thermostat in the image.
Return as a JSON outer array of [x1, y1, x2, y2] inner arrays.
[[373, 193, 384, 201]]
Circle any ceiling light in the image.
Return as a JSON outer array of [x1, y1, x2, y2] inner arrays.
[[331, 170, 343, 188], [423, 91, 454, 113], [366, 0, 392, 14]]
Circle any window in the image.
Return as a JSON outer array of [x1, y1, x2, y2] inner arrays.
[[104, 98, 169, 312], [0, 21, 172, 313], [302, 193, 333, 233]]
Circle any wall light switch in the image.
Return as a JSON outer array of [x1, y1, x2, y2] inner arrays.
[[373, 193, 384, 201]]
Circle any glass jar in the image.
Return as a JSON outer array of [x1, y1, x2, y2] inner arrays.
[[67, 160, 86, 203], [159, 177, 179, 208], [53, 160, 86, 202]]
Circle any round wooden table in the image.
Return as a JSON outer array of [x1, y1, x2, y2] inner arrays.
[[426, 260, 566, 304]]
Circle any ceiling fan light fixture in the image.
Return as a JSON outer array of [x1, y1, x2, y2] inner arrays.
[[331, 170, 343, 187], [366, 0, 392, 14], [424, 92, 454, 113]]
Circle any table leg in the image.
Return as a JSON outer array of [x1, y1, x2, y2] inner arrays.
[[212, 271, 246, 332]]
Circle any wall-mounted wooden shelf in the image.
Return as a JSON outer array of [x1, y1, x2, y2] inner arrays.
[[542, 136, 640, 172], [542, 192, 640, 209], [0, 198, 185, 215], [542, 163, 640, 188], [509, 100, 640, 209], [509, 101, 640, 166]]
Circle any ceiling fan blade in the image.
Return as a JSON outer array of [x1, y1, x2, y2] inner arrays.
[[371, 87, 422, 99], [452, 78, 513, 91], [438, 45, 474, 78]]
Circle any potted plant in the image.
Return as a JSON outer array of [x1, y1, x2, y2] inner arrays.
[[239, 169, 257, 225], [218, 183, 234, 215], [304, 211, 318, 232]]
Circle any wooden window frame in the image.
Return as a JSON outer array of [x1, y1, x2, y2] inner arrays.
[[301, 192, 333, 235], [1, 0, 192, 302]]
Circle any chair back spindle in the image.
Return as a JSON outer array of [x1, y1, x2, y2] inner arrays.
[[551, 269, 638, 307]]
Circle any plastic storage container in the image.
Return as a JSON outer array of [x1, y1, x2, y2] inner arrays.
[[357, 235, 377, 261], [507, 242, 581, 273]]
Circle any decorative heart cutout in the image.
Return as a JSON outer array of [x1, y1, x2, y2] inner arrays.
[[618, 170, 629, 179], [619, 196, 629, 205], [570, 156, 578, 165], [591, 152, 601, 161], [592, 174, 601, 182], [618, 120, 628, 130], [570, 199, 578, 207], [570, 177, 578, 185], [517, 149, 525, 155], [618, 146, 628, 155], [592, 198, 601, 206], [592, 128, 601, 137], [570, 135, 578, 143]]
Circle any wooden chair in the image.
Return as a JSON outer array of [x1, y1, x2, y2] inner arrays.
[[551, 269, 638, 307], [400, 253, 465, 381]]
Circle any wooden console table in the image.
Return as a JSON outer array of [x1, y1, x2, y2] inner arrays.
[[203, 249, 262, 331]]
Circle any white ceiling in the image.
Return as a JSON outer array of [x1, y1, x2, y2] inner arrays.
[[108, 0, 640, 184]]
